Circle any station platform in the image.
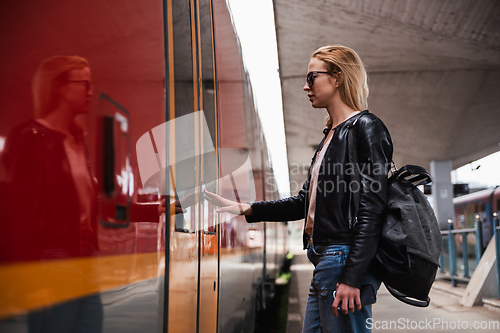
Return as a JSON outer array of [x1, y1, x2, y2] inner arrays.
[[286, 250, 500, 333]]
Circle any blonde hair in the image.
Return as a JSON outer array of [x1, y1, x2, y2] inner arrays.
[[33, 55, 89, 119], [312, 45, 368, 129]]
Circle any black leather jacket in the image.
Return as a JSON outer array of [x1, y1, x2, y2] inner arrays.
[[246, 111, 393, 289], [1, 120, 98, 262]]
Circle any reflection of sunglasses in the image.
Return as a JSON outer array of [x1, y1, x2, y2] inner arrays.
[[66, 80, 93, 91], [306, 71, 330, 88]]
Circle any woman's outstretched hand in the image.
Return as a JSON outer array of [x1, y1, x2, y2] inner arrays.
[[204, 190, 253, 216]]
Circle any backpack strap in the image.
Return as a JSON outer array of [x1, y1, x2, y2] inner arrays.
[[394, 165, 433, 186], [386, 285, 430, 307]]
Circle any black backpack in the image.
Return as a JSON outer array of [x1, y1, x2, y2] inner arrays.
[[347, 116, 442, 307]]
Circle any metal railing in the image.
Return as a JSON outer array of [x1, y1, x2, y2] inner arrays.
[[495, 213, 500, 299], [440, 213, 500, 298]]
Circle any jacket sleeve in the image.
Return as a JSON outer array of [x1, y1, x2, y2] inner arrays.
[[338, 115, 393, 289], [245, 179, 309, 223]]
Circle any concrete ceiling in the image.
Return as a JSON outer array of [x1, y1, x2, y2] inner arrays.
[[273, 0, 500, 193]]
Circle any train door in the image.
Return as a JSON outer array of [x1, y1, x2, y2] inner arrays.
[[165, 0, 219, 332], [165, 0, 199, 331]]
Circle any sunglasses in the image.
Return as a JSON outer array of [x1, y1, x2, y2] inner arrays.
[[306, 71, 330, 88], [66, 80, 93, 91], [306, 70, 341, 88]]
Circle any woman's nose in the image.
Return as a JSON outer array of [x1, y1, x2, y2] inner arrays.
[[303, 82, 310, 91]]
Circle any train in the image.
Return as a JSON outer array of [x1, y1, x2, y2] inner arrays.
[[453, 186, 500, 248], [0, 1, 288, 332]]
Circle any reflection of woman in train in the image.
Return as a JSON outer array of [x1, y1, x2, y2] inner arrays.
[[1, 56, 102, 332], [206, 45, 393, 332], [2, 55, 97, 261]]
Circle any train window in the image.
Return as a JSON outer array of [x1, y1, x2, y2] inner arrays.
[[458, 214, 465, 228], [479, 202, 486, 220]]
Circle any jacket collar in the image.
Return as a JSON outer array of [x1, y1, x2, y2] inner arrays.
[[322, 110, 369, 135]]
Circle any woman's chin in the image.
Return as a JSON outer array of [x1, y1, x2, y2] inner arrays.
[[310, 101, 324, 109]]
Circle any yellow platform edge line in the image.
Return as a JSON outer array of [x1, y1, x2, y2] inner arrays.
[[0, 252, 165, 319]]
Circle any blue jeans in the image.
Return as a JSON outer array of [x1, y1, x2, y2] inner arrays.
[[302, 244, 380, 333]]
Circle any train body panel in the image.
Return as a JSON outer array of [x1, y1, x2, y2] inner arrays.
[[0, 0, 287, 332], [453, 187, 500, 248]]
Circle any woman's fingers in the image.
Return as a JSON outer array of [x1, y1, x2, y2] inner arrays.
[[347, 298, 355, 313], [158, 190, 252, 216], [204, 190, 221, 203], [204, 189, 235, 207], [332, 283, 361, 316], [355, 294, 362, 311], [332, 294, 340, 317], [160, 192, 244, 215]]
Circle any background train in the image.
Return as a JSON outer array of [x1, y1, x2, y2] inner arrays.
[[453, 186, 500, 248], [0, 0, 288, 332]]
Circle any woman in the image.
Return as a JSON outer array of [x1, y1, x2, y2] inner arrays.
[[206, 45, 393, 332], [2, 55, 97, 262]]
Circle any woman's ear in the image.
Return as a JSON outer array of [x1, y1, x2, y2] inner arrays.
[[334, 72, 343, 88], [329, 75, 339, 88], [331, 76, 339, 88]]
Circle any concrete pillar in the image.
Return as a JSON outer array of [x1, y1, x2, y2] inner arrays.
[[430, 160, 454, 229]]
